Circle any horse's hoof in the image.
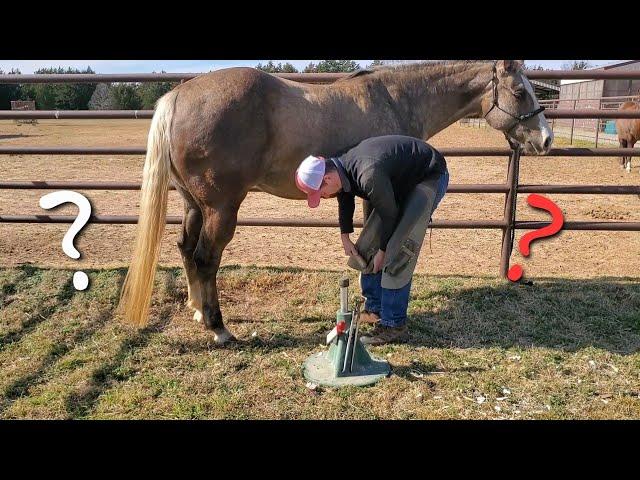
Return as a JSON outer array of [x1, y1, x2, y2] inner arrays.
[[213, 327, 236, 345], [193, 310, 203, 323]]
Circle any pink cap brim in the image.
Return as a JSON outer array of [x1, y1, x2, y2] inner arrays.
[[295, 173, 322, 209], [307, 191, 321, 208]]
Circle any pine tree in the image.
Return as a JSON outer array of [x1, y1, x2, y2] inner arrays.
[[110, 83, 142, 110], [303, 60, 361, 73], [137, 72, 178, 109], [20, 66, 97, 109], [0, 69, 23, 110], [256, 61, 299, 73]]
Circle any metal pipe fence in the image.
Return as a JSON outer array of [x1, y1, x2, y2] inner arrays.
[[2, 69, 640, 278]]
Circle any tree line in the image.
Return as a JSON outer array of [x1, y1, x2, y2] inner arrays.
[[255, 60, 384, 73], [0, 61, 370, 110], [0, 67, 178, 110], [0, 61, 596, 109]]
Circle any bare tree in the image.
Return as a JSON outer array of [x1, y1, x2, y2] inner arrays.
[[562, 60, 593, 70], [88, 83, 116, 110]]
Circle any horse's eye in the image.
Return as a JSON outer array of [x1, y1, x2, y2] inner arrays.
[[513, 88, 525, 99]]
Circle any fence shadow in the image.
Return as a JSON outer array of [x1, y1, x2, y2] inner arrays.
[[63, 303, 173, 418], [404, 277, 640, 354], [0, 308, 113, 415], [0, 134, 43, 141], [157, 272, 640, 356], [0, 270, 75, 351]]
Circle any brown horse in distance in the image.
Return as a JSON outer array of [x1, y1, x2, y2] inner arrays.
[[616, 101, 640, 173], [118, 60, 554, 344]]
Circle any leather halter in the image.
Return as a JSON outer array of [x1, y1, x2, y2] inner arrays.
[[483, 62, 546, 149]]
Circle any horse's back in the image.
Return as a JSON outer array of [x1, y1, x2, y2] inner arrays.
[[173, 67, 282, 114], [169, 68, 284, 162]]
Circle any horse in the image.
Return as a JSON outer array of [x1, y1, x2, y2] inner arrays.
[[118, 59, 553, 345], [616, 101, 640, 173]]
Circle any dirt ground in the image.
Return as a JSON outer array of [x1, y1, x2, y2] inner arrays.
[[1, 119, 639, 279]]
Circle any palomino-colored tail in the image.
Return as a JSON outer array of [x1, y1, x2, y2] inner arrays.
[[118, 90, 177, 327]]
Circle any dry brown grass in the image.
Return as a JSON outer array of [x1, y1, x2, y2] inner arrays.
[[1, 120, 639, 278]]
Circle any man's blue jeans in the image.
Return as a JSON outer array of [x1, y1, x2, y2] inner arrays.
[[361, 169, 449, 328]]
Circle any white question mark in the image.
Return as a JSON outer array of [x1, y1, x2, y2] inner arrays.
[[39, 191, 91, 291]]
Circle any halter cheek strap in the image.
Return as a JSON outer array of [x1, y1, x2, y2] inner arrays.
[[483, 62, 546, 135]]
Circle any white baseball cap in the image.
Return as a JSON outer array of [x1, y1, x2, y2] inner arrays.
[[295, 155, 326, 208]]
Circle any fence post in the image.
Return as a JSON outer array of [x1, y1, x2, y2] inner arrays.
[[594, 98, 601, 148], [499, 148, 520, 278], [570, 99, 577, 145]]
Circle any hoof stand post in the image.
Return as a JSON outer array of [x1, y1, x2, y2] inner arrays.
[[303, 277, 390, 387]]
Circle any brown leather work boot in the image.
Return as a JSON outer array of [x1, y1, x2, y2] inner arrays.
[[360, 324, 409, 346], [359, 310, 381, 324]]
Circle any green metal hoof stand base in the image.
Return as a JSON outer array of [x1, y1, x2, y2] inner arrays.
[[303, 278, 391, 388]]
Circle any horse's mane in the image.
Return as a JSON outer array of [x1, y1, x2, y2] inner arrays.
[[336, 60, 493, 83]]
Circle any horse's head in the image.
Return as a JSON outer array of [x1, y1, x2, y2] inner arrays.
[[481, 60, 553, 155]]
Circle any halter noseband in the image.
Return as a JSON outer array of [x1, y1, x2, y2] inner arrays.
[[483, 62, 546, 146]]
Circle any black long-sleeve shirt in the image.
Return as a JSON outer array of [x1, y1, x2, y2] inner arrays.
[[334, 135, 447, 250]]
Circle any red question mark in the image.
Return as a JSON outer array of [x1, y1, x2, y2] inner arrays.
[[508, 194, 564, 282]]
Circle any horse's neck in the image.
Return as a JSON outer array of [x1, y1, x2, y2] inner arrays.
[[381, 63, 493, 139]]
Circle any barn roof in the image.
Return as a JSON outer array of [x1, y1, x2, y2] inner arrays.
[[530, 79, 560, 95]]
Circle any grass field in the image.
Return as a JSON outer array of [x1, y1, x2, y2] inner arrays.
[[1, 265, 639, 419]]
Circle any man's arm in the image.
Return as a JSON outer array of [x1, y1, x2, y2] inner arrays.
[[337, 191, 358, 256], [337, 191, 355, 235]]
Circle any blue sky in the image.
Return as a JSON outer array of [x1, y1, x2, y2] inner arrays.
[[0, 60, 629, 74]]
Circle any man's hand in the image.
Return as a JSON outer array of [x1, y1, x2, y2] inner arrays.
[[341, 233, 359, 256], [373, 249, 385, 274]]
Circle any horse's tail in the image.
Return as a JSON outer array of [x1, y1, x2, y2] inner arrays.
[[118, 89, 178, 327]]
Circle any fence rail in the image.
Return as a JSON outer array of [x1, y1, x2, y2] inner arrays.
[[2, 215, 639, 232], [2, 109, 640, 120], [2, 69, 640, 278], [2, 147, 639, 156], [2, 69, 640, 84]]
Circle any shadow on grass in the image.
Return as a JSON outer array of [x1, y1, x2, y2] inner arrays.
[[0, 268, 130, 415], [162, 331, 325, 355], [405, 277, 640, 354], [0, 308, 113, 414], [161, 268, 640, 355], [0, 265, 37, 306], [63, 303, 174, 418], [0, 268, 75, 352]]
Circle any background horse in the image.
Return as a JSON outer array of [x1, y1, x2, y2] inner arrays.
[[118, 59, 553, 344], [616, 101, 640, 173]]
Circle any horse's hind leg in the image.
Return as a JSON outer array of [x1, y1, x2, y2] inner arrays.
[[620, 139, 628, 169], [176, 190, 204, 322], [193, 194, 245, 344], [628, 141, 636, 173]]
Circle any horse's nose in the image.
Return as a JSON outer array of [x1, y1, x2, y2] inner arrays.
[[541, 127, 554, 153]]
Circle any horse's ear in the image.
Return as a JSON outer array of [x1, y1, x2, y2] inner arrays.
[[496, 60, 524, 75]]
